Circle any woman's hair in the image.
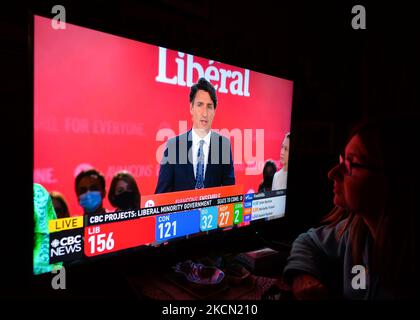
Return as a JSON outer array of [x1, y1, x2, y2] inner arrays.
[[108, 171, 141, 209], [263, 160, 277, 175], [322, 117, 418, 297], [49, 191, 70, 218]]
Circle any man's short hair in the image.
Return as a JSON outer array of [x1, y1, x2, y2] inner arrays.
[[189, 77, 218, 109], [75, 168, 106, 193]]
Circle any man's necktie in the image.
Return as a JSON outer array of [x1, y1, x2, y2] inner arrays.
[[195, 140, 205, 189]]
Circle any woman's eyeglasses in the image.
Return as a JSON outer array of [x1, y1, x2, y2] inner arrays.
[[339, 152, 377, 176]]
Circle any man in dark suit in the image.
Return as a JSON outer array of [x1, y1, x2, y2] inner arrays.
[[155, 78, 235, 194]]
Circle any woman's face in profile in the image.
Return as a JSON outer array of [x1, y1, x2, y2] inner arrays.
[[328, 134, 384, 217], [280, 137, 289, 165]]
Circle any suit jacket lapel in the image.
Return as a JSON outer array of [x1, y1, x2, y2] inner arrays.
[[204, 132, 218, 185], [186, 130, 195, 185]]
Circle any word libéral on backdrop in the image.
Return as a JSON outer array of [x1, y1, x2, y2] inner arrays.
[[156, 47, 250, 97]]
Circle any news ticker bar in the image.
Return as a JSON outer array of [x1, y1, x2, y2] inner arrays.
[[48, 190, 286, 263], [48, 189, 286, 233], [84, 194, 244, 227]]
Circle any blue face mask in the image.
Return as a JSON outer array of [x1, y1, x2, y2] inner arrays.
[[79, 191, 102, 213]]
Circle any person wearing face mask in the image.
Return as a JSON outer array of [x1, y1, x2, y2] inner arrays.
[[258, 160, 277, 192], [272, 132, 290, 191], [75, 168, 108, 215], [108, 171, 141, 211]]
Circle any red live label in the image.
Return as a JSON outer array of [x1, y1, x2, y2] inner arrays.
[[84, 216, 156, 257]]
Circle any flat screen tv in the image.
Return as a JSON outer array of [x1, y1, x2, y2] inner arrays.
[[32, 14, 293, 275]]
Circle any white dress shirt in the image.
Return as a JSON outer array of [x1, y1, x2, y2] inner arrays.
[[191, 129, 211, 179], [272, 168, 288, 191]]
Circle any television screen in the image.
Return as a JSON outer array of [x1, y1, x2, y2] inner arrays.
[[33, 15, 293, 275]]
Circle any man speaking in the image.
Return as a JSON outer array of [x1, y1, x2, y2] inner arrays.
[[155, 78, 235, 194]]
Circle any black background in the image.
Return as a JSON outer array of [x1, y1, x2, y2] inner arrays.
[[1, 0, 419, 305]]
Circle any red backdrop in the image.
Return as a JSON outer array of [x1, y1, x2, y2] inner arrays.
[[34, 15, 293, 216]]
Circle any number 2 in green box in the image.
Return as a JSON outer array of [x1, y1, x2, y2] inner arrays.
[[233, 203, 243, 224]]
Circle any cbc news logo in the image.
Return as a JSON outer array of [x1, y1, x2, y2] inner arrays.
[[50, 232, 83, 263]]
